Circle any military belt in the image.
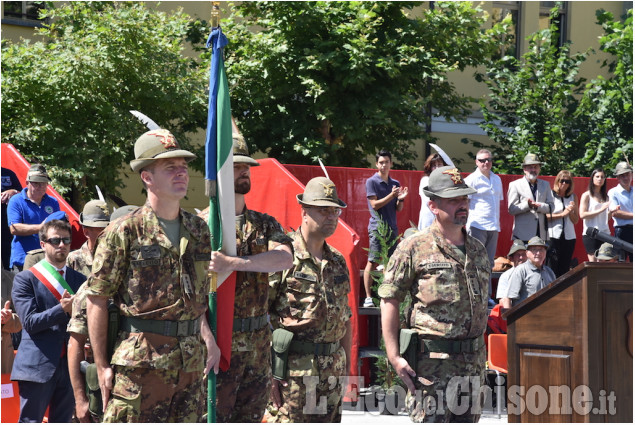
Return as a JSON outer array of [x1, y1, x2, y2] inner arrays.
[[120, 316, 201, 338], [419, 335, 484, 354], [290, 340, 340, 356], [233, 314, 269, 332]]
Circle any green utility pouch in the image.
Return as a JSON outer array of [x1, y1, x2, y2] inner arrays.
[[271, 328, 294, 380], [81, 361, 103, 419], [399, 329, 419, 370], [107, 302, 119, 358]]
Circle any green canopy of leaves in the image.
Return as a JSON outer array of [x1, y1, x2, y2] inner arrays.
[[472, 4, 632, 177], [224, 1, 506, 169], [1, 1, 209, 205]]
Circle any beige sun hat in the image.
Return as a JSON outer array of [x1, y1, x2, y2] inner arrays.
[[129, 129, 196, 172], [79, 200, 111, 228], [26, 164, 51, 183], [422, 166, 476, 199], [296, 177, 347, 208], [232, 133, 260, 166]]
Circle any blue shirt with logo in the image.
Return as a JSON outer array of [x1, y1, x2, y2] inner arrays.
[[7, 188, 60, 268]]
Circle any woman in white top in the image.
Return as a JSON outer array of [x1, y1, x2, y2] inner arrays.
[[417, 153, 446, 230], [579, 168, 610, 261], [547, 170, 579, 278]]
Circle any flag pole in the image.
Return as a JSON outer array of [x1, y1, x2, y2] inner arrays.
[[208, 4, 221, 423]]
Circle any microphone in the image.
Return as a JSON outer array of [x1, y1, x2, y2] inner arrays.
[[585, 228, 633, 254]]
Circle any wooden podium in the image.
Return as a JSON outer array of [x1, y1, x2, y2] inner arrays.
[[505, 262, 633, 422]]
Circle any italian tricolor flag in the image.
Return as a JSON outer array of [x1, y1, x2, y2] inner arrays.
[[31, 260, 74, 300], [205, 26, 237, 372]]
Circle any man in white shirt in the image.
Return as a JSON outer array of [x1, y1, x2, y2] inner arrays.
[[465, 149, 504, 272], [608, 162, 633, 250], [495, 239, 527, 303]]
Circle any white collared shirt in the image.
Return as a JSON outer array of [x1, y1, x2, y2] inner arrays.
[[465, 168, 504, 231]]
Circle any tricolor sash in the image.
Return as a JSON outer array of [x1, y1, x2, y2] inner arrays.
[[31, 260, 75, 301]]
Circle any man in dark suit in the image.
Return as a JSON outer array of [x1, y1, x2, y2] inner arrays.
[[11, 218, 85, 423]]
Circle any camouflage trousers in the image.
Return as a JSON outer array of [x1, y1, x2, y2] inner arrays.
[[266, 346, 346, 423], [103, 365, 204, 423], [406, 349, 485, 423], [216, 347, 271, 422]]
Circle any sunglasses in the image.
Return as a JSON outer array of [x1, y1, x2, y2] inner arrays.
[[44, 237, 71, 246], [477, 158, 492, 163], [560, 179, 571, 184], [305, 207, 342, 217]]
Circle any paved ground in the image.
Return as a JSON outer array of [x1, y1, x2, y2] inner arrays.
[[341, 406, 508, 423]]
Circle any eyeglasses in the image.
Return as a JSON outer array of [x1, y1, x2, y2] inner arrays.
[[560, 179, 571, 184], [305, 207, 342, 217], [44, 237, 71, 246], [477, 158, 492, 163], [28, 181, 47, 188]]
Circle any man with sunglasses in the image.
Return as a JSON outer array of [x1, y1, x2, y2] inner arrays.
[[267, 177, 352, 422], [206, 134, 293, 422], [608, 162, 633, 259], [7, 164, 60, 272], [11, 218, 85, 422], [464, 149, 504, 298]]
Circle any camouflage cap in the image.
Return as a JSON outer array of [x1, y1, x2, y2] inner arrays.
[[595, 242, 617, 260], [232, 133, 259, 166], [110, 205, 139, 222], [297, 177, 347, 208], [129, 129, 196, 172], [522, 153, 543, 166], [507, 239, 527, 257], [422, 166, 476, 199], [614, 161, 632, 176], [79, 200, 110, 228], [527, 236, 548, 248], [26, 164, 50, 183]]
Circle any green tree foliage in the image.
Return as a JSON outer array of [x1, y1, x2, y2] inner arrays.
[[1, 1, 209, 205], [473, 4, 588, 176], [574, 9, 633, 175], [224, 1, 506, 169], [472, 4, 633, 176]]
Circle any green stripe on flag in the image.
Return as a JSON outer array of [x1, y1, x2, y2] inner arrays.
[[39, 260, 75, 295]]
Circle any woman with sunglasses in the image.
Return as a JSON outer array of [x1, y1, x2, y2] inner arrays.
[[579, 168, 610, 261], [547, 170, 579, 277]]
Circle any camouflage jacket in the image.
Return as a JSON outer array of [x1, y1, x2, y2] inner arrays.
[[67, 241, 94, 277], [378, 221, 489, 340], [269, 230, 351, 344], [84, 204, 211, 372], [67, 284, 88, 336], [231, 207, 292, 352]]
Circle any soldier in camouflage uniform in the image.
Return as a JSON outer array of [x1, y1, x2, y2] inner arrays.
[[379, 166, 490, 423], [266, 177, 352, 423], [66, 200, 110, 422], [67, 200, 111, 276], [209, 133, 294, 422], [85, 129, 220, 422], [67, 205, 136, 422]]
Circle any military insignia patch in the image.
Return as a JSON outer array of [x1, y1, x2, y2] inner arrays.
[[321, 182, 335, 197], [98, 203, 110, 217], [442, 168, 463, 185], [148, 129, 178, 149]]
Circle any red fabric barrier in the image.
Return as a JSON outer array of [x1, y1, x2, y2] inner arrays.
[[1, 143, 85, 250], [246, 159, 360, 378], [1, 373, 20, 423], [285, 164, 618, 279]]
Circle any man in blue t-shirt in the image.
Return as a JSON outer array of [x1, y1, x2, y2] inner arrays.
[[362, 150, 408, 307], [7, 164, 60, 271], [2, 168, 22, 270]]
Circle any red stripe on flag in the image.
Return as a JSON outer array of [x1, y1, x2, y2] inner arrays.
[[217, 271, 237, 372]]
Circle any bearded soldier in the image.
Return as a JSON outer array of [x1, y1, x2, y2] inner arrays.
[[380, 166, 489, 422]]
